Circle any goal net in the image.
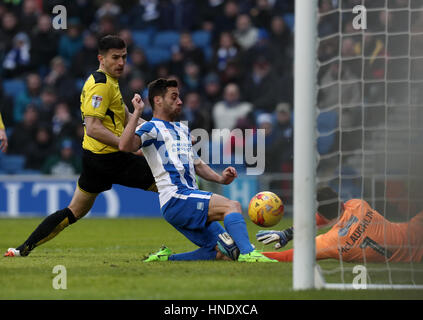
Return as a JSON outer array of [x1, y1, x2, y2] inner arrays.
[[312, 0, 423, 289]]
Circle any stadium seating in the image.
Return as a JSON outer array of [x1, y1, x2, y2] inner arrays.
[[192, 30, 213, 61], [283, 13, 295, 32], [132, 30, 153, 49], [2, 79, 26, 98], [143, 47, 172, 65], [317, 110, 338, 155], [153, 31, 180, 49], [192, 30, 211, 49], [0, 154, 26, 174]]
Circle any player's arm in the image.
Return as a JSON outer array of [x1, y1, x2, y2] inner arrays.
[[256, 227, 293, 249], [119, 94, 143, 153], [256, 211, 331, 249], [0, 113, 8, 152], [124, 104, 146, 127], [84, 116, 120, 149], [194, 160, 237, 185]]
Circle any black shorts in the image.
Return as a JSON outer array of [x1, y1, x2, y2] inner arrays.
[[78, 149, 156, 194]]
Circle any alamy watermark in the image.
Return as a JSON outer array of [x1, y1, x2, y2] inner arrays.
[[52, 5, 67, 30], [52, 265, 67, 290], [352, 5, 367, 30], [352, 265, 367, 289]]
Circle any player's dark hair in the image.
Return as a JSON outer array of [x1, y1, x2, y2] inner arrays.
[[317, 186, 342, 220], [148, 78, 179, 110], [98, 35, 126, 55]]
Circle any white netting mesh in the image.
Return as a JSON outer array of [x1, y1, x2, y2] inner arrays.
[[316, 0, 423, 287]]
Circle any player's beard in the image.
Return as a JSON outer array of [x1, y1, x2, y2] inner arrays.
[[164, 104, 181, 122]]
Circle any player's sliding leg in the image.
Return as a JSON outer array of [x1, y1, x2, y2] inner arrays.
[[207, 194, 277, 262], [145, 222, 227, 262], [4, 187, 97, 257]]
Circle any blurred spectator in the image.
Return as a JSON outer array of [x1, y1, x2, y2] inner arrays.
[[8, 105, 39, 155], [44, 56, 77, 104], [95, 0, 121, 21], [242, 54, 281, 113], [0, 11, 19, 56], [249, 0, 275, 30], [212, 82, 252, 135], [126, 47, 152, 83], [118, 29, 136, 55], [2, 32, 31, 77], [19, 0, 41, 33], [126, 0, 160, 30], [72, 31, 99, 78], [14, 72, 42, 123], [251, 111, 291, 173], [219, 59, 243, 87], [97, 15, 119, 37], [212, 31, 240, 72], [267, 15, 293, 74], [121, 71, 147, 111], [25, 125, 55, 170], [42, 138, 82, 175], [318, 0, 339, 37], [274, 102, 293, 171], [181, 60, 202, 92], [233, 13, 259, 51], [197, 0, 225, 30], [170, 31, 206, 76], [38, 86, 58, 123], [159, 0, 198, 31], [30, 14, 59, 76], [51, 101, 80, 142], [202, 72, 222, 106], [181, 91, 212, 132], [213, 0, 239, 37], [58, 17, 83, 67]]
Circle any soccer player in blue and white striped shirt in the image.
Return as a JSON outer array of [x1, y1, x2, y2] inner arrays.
[[119, 78, 276, 262]]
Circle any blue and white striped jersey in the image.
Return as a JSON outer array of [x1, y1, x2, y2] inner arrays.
[[135, 118, 200, 207]]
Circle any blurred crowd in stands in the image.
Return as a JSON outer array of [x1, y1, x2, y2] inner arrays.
[[0, 0, 295, 176]]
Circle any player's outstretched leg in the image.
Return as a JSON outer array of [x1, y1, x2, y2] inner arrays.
[[4, 208, 77, 257], [144, 246, 173, 262], [208, 194, 277, 263], [4, 187, 97, 257]]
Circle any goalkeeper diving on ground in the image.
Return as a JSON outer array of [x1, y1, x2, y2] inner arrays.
[[254, 186, 423, 263]]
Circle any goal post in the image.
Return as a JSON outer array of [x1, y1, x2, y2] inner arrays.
[[293, 0, 319, 290]]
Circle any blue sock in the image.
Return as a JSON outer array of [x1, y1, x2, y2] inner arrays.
[[169, 247, 216, 261], [224, 212, 254, 254]]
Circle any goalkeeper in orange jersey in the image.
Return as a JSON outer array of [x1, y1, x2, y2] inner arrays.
[[256, 187, 423, 263], [0, 112, 8, 153]]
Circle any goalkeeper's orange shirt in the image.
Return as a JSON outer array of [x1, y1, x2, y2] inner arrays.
[[263, 199, 423, 263]]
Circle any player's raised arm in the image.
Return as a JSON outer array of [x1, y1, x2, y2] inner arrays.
[[119, 94, 143, 153], [124, 104, 146, 127]]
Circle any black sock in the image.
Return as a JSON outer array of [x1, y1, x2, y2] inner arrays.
[[17, 208, 76, 256]]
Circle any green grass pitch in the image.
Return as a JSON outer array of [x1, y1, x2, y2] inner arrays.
[[1, 217, 423, 300]]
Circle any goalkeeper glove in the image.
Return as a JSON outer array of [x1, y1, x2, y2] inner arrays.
[[256, 227, 293, 250]]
